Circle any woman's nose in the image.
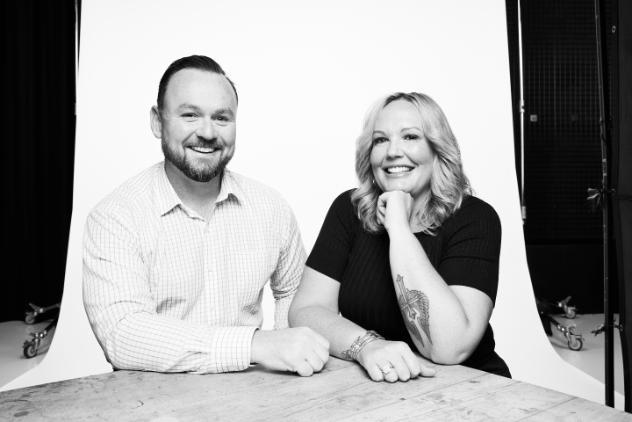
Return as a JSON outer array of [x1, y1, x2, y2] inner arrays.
[[386, 139, 403, 157]]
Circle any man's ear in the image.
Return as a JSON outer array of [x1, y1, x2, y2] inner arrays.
[[150, 106, 162, 139]]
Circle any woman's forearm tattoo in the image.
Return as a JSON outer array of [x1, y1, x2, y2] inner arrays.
[[395, 274, 432, 346]]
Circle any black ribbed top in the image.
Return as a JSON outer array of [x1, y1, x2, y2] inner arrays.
[[306, 190, 510, 377]]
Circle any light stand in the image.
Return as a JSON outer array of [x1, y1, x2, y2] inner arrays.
[[592, 0, 615, 407]]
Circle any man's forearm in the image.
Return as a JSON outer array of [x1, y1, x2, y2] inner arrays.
[[98, 311, 257, 373]]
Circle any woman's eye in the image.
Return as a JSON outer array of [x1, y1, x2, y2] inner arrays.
[[403, 134, 420, 140], [372, 137, 388, 145]]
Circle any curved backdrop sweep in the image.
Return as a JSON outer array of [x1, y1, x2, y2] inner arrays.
[[1, 0, 623, 408]]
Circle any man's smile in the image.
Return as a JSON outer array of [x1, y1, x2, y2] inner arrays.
[[189, 146, 220, 154]]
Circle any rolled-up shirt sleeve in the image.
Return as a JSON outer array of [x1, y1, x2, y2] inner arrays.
[[82, 205, 256, 374], [269, 201, 306, 329]]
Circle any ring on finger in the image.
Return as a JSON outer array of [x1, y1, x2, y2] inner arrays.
[[378, 363, 394, 375]]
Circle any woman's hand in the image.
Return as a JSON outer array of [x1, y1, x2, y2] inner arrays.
[[376, 191, 414, 232], [356, 339, 436, 382]]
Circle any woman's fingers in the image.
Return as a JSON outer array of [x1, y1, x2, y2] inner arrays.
[[359, 340, 429, 382], [377, 197, 389, 220], [380, 362, 399, 383], [418, 360, 437, 377], [376, 191, 414, 230], [415, 353, 437, 377], [387, 355, 412, 382], [365, 363, 385, 382], [375, 357, 412, 383], [400, 350, 422, 379]]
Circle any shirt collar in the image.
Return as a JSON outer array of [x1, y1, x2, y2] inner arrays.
[[154, 162, 183, 216], [217, 169, 245, 206], [153, 162, 245, 217]]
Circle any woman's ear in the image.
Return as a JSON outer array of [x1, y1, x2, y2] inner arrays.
[[150, 106, 162, 139]]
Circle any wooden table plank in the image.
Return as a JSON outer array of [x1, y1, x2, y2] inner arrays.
[[0, 358, 629, 421], [521, 398, 632, 422]]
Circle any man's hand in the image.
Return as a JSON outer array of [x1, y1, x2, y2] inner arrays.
[[251, 327, 330, 376], [357, 339, 436, 382]]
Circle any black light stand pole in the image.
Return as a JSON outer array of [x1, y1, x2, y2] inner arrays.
[[593, 0, 614, 408]]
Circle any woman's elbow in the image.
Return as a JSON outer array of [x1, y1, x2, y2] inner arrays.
[[429, 345, 473, 365], [288, 302, 303, 327]]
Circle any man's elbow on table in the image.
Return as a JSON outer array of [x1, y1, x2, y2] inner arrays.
[[98, 326, 166, 373], [104, 341, 183, 373], [101, 336, 145, 372]]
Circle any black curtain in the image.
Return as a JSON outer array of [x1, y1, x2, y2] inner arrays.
[[507, 0, 621, 313], [505, 0, 521, 188], [611, 0, 632, 410], [1, 1, 78, 322]]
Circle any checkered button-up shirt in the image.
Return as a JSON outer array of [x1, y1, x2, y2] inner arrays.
[[83, 162, 305, 373]]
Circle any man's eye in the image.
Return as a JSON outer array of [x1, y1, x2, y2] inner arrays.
[[182, 113, 198, 119], [215, 114, 234, 123]]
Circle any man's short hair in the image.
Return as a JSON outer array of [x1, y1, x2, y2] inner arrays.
[[157, 55, 238, 110]]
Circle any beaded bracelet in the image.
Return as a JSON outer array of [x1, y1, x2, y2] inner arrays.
[[342, 330, 384, 361]]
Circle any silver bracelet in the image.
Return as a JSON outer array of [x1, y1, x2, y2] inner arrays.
[[342, 330, 384, 361]]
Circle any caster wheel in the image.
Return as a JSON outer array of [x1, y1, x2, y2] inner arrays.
[[23, 342, 38, 358], [25, 313, 35, 324], [565, 309, 576, 319], [568, 337, 583, 351]]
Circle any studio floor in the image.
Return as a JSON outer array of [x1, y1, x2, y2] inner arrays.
[[546, 313, 624, 395], [0, 319, 53, 387], [0, 314, 624, 396]]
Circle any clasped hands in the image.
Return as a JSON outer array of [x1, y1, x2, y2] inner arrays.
[[251, 327, 435, 382]]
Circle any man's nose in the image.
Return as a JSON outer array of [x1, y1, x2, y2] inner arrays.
[[196, 118, 216, 140]]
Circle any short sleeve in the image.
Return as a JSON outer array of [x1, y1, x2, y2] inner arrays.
[[305, 190, 356, 282], [438, 197, 502, 303]]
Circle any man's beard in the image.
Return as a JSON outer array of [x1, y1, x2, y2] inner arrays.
[[162, 140, 232, 183]]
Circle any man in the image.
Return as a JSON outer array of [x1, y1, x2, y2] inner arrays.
[[83, 55, 328, 376]]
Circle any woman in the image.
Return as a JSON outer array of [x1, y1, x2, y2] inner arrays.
[[289, 92, 510, 382]]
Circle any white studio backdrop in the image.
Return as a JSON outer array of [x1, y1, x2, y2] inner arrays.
[[1, 0, 623, 408]]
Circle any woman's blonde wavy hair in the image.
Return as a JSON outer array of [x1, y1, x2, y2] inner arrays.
[[351, 92, 471, 235]]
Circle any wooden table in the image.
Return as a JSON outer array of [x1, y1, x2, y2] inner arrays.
[[1, 358, 630, 421]]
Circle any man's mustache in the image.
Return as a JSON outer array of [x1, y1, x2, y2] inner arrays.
[[186, 138, 222, 149]]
